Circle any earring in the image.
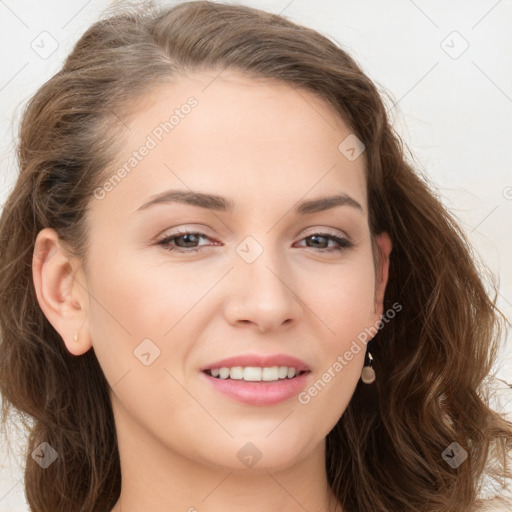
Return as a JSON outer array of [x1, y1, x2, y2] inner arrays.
[[361, 351, 376, 384], [73, 332, 78, 342]]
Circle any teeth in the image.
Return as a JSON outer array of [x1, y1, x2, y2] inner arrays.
[[261, 366, 279, 381], [244, 367, 262, 381], [230, 366, 244, 380], [207, 366, 304, 382], [219, 367, 230, 379]]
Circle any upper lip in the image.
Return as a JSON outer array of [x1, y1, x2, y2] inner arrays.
[[201, 353, 311, 372]]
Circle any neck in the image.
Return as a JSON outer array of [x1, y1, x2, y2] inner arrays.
[[109, 398, 343, 512]]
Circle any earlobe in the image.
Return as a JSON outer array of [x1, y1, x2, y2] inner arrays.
[[32, 228, 91, 356]]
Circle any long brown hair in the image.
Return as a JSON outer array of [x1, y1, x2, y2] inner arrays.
[[1, 2, 510, 511]]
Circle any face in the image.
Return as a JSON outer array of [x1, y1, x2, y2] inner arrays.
[[35, 70, 391, 473]]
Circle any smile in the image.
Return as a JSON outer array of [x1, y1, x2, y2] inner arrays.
[[204, 366, 307, 381]]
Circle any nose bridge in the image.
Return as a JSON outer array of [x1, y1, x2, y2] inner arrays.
[[238, 233, 293, 300], [225, 234, 301, 331]]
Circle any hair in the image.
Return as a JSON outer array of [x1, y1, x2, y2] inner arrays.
[[0, 1, 510, 511]]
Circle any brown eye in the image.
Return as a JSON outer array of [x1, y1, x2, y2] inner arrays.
[[157, 231, 213, 253], [297, 233, 353, 253]]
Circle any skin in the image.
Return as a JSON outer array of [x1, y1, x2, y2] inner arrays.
[[32, 70, 392, 512]]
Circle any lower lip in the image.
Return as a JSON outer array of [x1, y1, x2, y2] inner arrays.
[[201, 371, 311, 406]]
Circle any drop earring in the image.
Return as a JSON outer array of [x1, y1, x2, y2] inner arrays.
[[361, 351, 376, 384]]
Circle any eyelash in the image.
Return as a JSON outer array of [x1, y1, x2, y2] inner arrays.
[[156, 230, 353, 254]]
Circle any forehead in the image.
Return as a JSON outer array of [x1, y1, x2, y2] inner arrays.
[[92, 70, 368, 219]]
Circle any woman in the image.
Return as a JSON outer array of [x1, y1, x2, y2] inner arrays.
[[0, 1, 510, 511]]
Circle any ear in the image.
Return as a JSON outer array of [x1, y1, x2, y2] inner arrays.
[[32, 228, 92, 356], [372, 232, 392, 318]]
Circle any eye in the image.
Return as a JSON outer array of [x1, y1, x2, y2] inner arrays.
[[156, 230, 353, 254], [294, 233, 353, 253], [157, 230, 215, 253]]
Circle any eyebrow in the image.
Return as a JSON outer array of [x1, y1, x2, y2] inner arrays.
[[134, 189, 364, 215]]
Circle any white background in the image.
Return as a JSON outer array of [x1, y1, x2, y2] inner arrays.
[[1, 0, 511, 510]]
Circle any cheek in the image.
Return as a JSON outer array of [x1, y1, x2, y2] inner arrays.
[[87, 235, 196, 335], [85, 254, 200, 443], [306, 252, 377, 341], [295, 252, 376, 415], [83, 242, 180, 387]]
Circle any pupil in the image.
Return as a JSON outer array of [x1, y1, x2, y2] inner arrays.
[[181, 234, 198, 247], [310, 235, 326, 248]]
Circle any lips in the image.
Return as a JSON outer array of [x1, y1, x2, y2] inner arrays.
[[199, 353, 312, 406]]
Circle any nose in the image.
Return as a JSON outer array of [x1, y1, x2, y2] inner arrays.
[[223, 250, 303, 333]]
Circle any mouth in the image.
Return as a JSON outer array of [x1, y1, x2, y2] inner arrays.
[[201, 362, 312, 406], [203, 366, 311, 382]]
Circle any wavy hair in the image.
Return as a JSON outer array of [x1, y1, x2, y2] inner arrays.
[[0, 1, 510, 511]]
